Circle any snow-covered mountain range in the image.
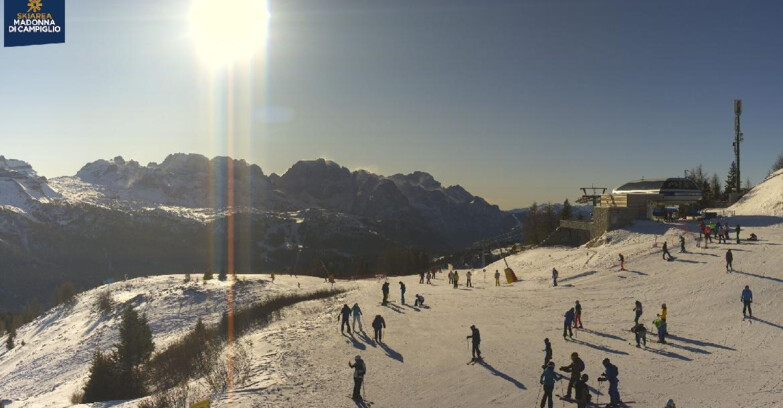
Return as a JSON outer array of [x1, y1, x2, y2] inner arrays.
[[0, 154, 515, 309]]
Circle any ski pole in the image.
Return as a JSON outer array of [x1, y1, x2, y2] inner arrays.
[[363, 374, 367, 400], [536, 384, 542, 405]]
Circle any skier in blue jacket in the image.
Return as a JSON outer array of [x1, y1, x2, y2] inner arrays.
[[563, 308, 575, 339], [741, 285, 753, 318], [598, 358, 621, 407], [539, 361, 558, 408]]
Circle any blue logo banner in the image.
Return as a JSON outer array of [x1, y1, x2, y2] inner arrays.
[[4, 0, 65, 47]]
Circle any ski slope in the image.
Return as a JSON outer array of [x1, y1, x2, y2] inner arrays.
[[1, 174, 783, 408]]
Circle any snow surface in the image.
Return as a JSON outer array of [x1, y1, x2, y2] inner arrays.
[[730, 169, 783, 216]]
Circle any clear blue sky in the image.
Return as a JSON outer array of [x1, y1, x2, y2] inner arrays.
[[1, 0, 782, 209]]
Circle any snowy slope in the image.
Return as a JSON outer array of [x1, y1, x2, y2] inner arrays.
[[0, 156, 61, 212], [2, 218, 782, 408], [730, 169, 783, 216]]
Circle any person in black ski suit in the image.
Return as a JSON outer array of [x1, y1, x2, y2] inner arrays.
[[662, 241, 672, 260], [563, 308, 575, 339], [632, 323, 647, 347], [542, 337, 552, 368], [599, 358, 620, 407], [372, 314, 386, 343], [632, 300, 643, 328], [467, 325, 482, 360], [348, 355, 366, 400], [339, 304, 352, 334], [679, 235, 686, 253], [381, 281, 390, 305], [399, 281, 406, 305], [560, 351, 585, 399], [726, 249, 734, 272], [574, 373, 591, 408]]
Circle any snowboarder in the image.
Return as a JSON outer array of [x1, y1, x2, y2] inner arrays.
[[495, 270, 501, 286], [466, 270, 473, 288], [679, 235, 686, 253], [414, 294, 425, 307], [632, 323, 647, 347], [598, 358, 620, 407], [351, 303, 363, 332], [467, 325, 482, 361], [348, 355, 366, 401], [560, 351, 585, 399], [399, 281, 406, 305], [632, 300, 643, 328], [726, 249, 734, 272], [741, 285, 753, 318], [662, 241, 672, 260], [552, 268, 559, 287], [736, 224, 741, 244], [453, 271, 460, 289], [618, 253, 626, 271], [573, 300, 583, 329], [563, 308, 575, 339], [574, 373, 591, 408], [372, 314, 386, 343], [539, 361, 558, 408], [381, 281, 390, 305], [339, 304, 352, 334], [542, 338, 552, 368]]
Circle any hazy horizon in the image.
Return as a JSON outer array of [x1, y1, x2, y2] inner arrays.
[[2, 0, 782, 209]]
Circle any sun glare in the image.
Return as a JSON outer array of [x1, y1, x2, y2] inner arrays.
[[189, 0, 270, 67]]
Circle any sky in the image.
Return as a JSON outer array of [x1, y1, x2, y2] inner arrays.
[[1, 0, 782, 210]]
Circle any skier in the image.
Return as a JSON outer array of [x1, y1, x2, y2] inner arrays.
[[741, 285, 753, 318], [662, 241, 672, 260], [563, 307, 575, 339], [573, 300, 583, 329], [574, 373, 591, 408], [618, 253, 626, 271], [552, 268, 559, 287], [328, 274, 336, 289], [542, 337, 552, 368], [560, 351, 584, 399], [679, 235, 686, 253], [426, 271, 432, 284], [598, 358, 621, 407], [371, 314, 386, 343], [495, 270, 501, 286], [704, 225, 712, 247], [351, 303, 363, 332], [658, 303, 668, 336], [348, 355, 366, 401], [381, 281, 390, 305], [466, 270, 473, 288], [448, 270, 454, 285], [466, 325, 482, 361], [632, 300, 643, 328], [453, 270, 460, 289], [726, 249, 734, 272], [339, 304, 352, 334], [419, 271, 424, 284], [653, 317, 666, 344], [539, 361, 558, 408], [632, 323, 647, 347], [664, 399, 676, 408], [399, 281, 406, 305], [736, 224, 741, 244], [414, 293, 425, 307]]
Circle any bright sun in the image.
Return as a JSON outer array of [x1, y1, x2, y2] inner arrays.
[[189, 0, 270, 67]]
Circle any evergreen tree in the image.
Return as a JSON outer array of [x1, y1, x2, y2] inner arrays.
[[560, 198, 573, 220], [203, 268, 213, 281], [744, 177, 753, 191], [6, 325, 15, 350], [522, 202, 539, 245], [709, 174, 722, 202], [771, 152, 783, 175], [82, 351, 119, 402], [116, 306, 154, 371], [218, 268, 228, 281], [725, 161, 738, 195]]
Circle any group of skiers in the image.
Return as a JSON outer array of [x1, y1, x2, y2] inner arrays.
[[698, 220, 742, 247], [339, 303, 387, 342], [539, 348, 621, 408], [380, 279, 425, 308], [631, 300, 668, 345]]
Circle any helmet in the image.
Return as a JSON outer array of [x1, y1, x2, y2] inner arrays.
[[355, 355, 362, 360]]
